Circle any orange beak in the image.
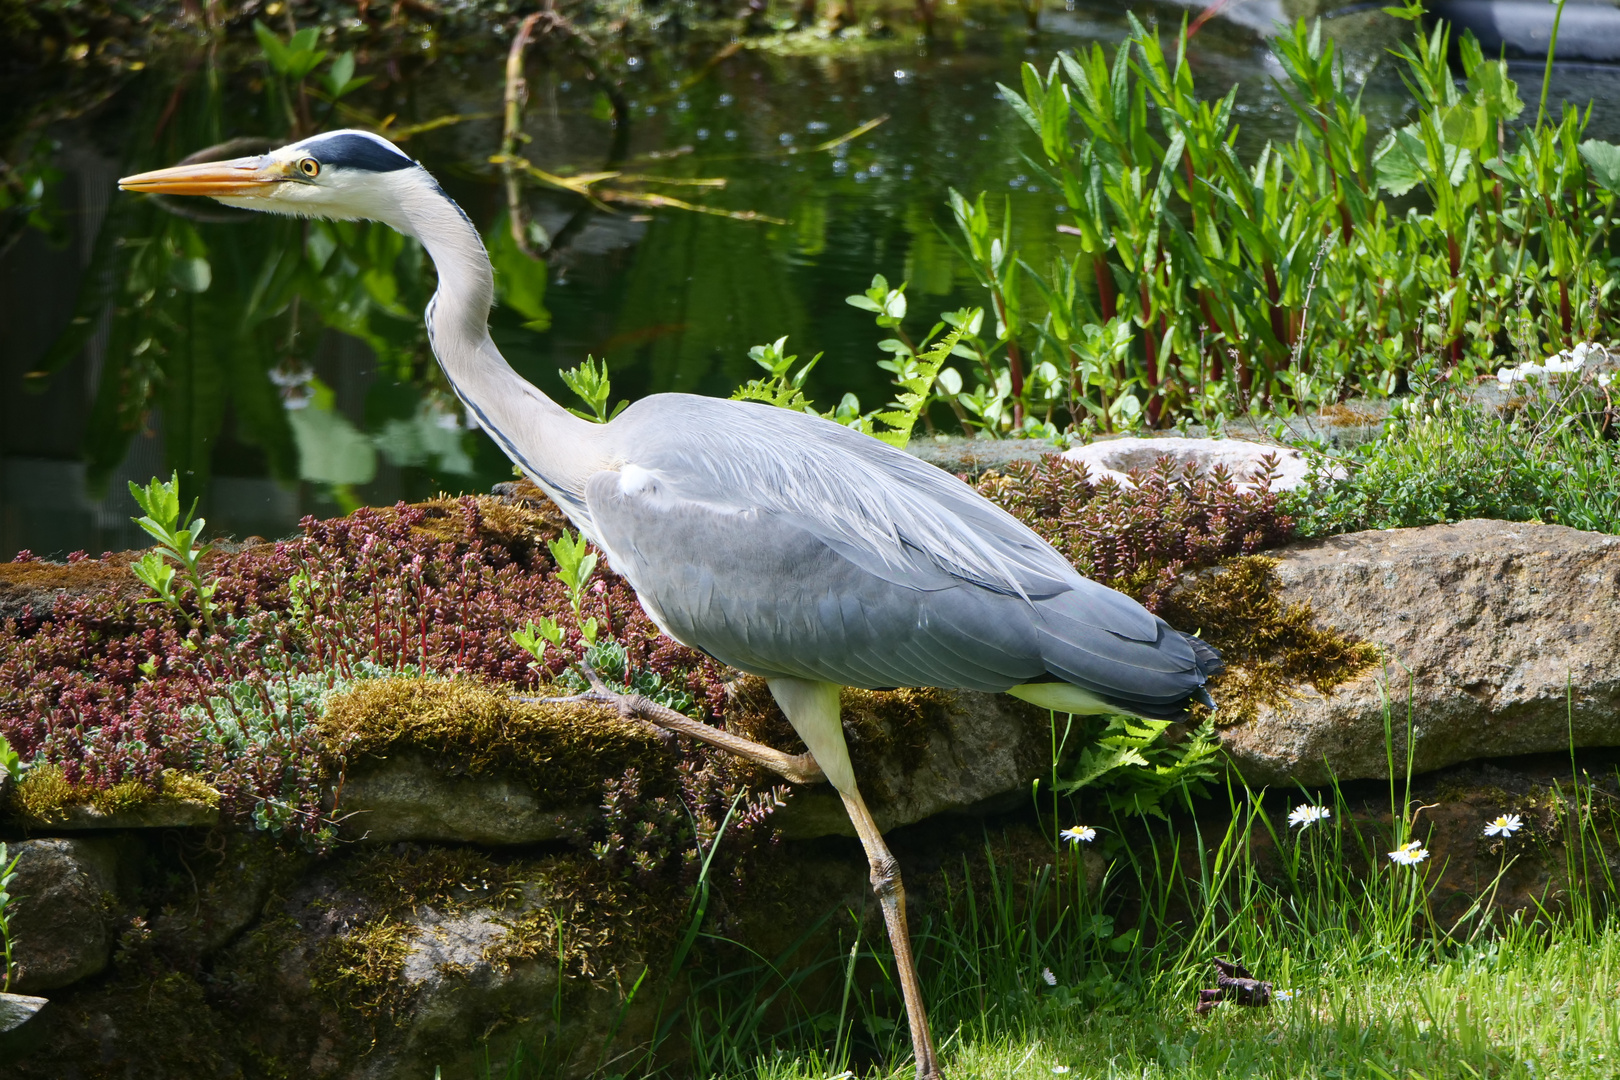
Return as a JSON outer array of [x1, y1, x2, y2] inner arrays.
[[118, 155, 288, 197]]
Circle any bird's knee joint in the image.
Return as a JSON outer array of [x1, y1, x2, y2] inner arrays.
[[868, 854, 903, 900]]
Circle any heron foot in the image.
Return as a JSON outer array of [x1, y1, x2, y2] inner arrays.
[[511, 665, 827, 786]]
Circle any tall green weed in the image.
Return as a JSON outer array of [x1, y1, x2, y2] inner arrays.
[[942, 15, 1620, 435]]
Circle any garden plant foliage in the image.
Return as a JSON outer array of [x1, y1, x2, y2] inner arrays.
[[1292, 372, 1620, 535], [942, 14, 1620, 435]]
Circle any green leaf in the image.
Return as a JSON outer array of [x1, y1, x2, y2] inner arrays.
[[1580, 140, 1620, 193], [286, 400, 378, 486], [558, 356, 624, 423], [1373, 130, 1423, 196], [997, 79, 1044, 139], [169, 256, 212, 294], [1466, 59, 1523, 120], [130, 550, 177, 597], [253, 20, 291, 73], [548, 530, 598, 604], [512, 623, 551, 665], [326, 50, 356, 96], [1440, 103, 1489, 151]]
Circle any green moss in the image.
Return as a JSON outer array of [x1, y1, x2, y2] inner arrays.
[[309, 917, 417, 1024], [346, 845, 522, 916], [8, 764, 220, 824], [12, 763, 80, 820], [10, 764, 155, 821], [388, 491, 565, 555], [318, 676, 675, 804], [159, 769, 220, 807], [482, 857, 659, 980], [1157, 556, 1379, 727]]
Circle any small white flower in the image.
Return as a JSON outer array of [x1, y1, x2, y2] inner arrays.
[[1052, 1068, 1071, 1075], [1060, 825, 1097, 844], [1484, 813, 1523, 838], [1041, 967, 1057, 986], [1273, 988, 1295, 1003], [1388, 840, 1430, 866], [1288, 804, 1331, 830]]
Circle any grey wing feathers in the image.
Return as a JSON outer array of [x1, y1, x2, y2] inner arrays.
[[589, 395, 1220, 715]]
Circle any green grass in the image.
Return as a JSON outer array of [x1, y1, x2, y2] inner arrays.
[[744, 924, 1620, 1078], [476, 694, 1620, 1080]]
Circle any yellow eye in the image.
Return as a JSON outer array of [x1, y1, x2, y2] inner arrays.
[[298, 157, 320, 178]]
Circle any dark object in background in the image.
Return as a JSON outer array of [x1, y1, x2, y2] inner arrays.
[[1195, 957, 1273, 1015], [1428, 0, 1620, 63]]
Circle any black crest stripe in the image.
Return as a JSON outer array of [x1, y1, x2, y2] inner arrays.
[[302, 133, 414, 173]]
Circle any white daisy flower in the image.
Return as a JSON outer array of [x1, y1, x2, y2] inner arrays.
[[1274, 988, 1295, 1003], [1041, 967, 1057, 986], [1388, 840, 1430, 866], [1484, 813, 1523, 838], [1060, 825, 1097, 844], [1053, 1068, 1071, 1075], [1288, 804, 1331, 830]]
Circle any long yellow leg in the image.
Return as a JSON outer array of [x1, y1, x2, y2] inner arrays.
[[768, 677, 942, 1080], [840, 783, 941, 1080]]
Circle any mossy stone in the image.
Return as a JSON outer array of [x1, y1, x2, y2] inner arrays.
[[318, 676, 677, 808], [1158, 555, 1379, 728]]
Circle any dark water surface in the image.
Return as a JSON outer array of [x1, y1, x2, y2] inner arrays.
[[2, 4, 1616, 559]]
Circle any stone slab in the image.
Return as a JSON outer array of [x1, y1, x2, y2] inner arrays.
[[1218, 519, 1620, 785]]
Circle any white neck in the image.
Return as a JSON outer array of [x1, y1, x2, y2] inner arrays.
[[388, 170, 612, 524]]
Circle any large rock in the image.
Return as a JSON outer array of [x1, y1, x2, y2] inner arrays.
[[26, 798, 219, 831], [0, 992, 51, 1057], [7, 837, 135, 992], [351, 895, 666, 1080], [336, 751, 596, 846], [1218, 519, 1620, 785]]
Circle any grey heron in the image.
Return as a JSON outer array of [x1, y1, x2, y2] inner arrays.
[[119, 130, 1222, 1080]]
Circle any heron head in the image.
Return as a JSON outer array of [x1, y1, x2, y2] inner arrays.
[[118, 130, 426, 230]]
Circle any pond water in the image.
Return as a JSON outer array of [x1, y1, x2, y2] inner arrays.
[[3, 2, 1617, 559]]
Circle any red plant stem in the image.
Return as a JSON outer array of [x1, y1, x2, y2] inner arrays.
[[1263, 263, 1287, 353], [1318, 115, 1353, 244], [1149, 317, 1169, 429], [994, 289, 1026, 429], [1140, 278, 1160, 423], [1093, 255, 1117, 321]]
